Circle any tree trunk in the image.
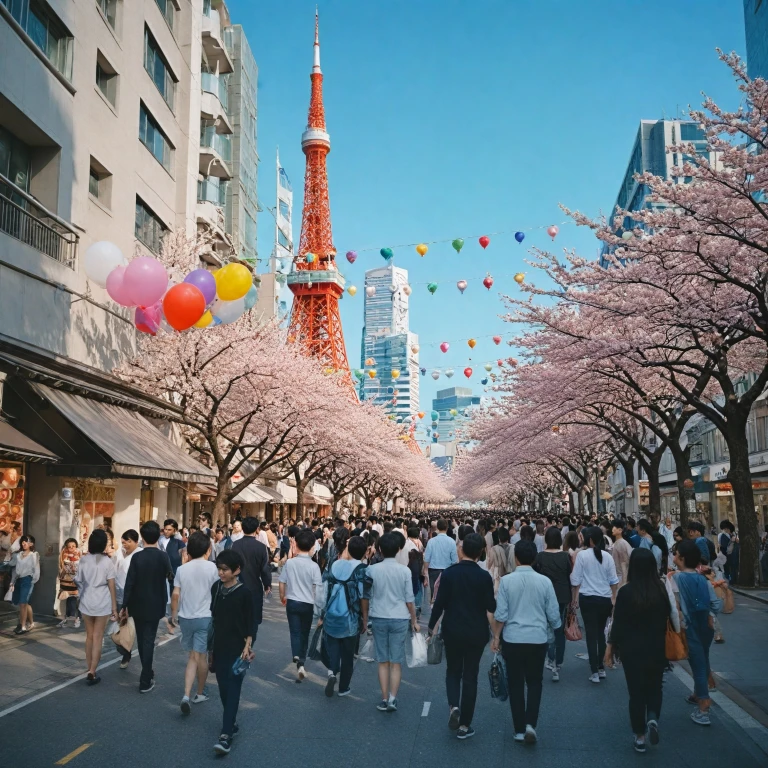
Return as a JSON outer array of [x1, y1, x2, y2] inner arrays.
[[646, 450, 662, 525], [618, 455, 637, 517], [213, 480, 229, 527], [670, 442, 694, 529], [724, 414, 760, 587], [294, 471, 306, 522]]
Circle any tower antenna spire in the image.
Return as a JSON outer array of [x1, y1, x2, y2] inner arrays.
[[313, 7, 321, 73]]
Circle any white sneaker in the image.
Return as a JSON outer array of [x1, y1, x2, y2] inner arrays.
[[589, 673, 600, 684], [598, 669, 606, 679], [524, 725, 537, 744], [545, 658, 555, 671], [74, 618, 81, 628], [191, 693, 209, 704], [57, 619, 68, 628], [26, 622, 35, 631], [513, 733, 526, 743], [298, 665, 306, 681], [552, 668, 560, 682]]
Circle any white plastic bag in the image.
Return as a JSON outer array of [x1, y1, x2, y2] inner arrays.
[[406, 631, 428, 669], [360, 636, 376, 662], [3, 586, 12, 602]]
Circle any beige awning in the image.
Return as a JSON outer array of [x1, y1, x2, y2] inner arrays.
[[31, 383, 217, 484], [276, 482, 297, 504], [0, 419, 59, 463]]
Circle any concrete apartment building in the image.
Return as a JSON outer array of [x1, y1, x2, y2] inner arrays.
[[0, 0, 258, 613]]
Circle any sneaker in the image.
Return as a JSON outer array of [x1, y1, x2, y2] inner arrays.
[[524, 725, 537, 744], [448, 706, 461, 731], [598, 668, 606, 679], [213, 736, 231, 755], [338, 688, 352, 697], [26, 622, 35, 631], [685, 694, 698, 705], [120, 658, 130, 670], [191, 693, 209, 704], [292, 655, 300, 664], [545, 658, 555, 671], [513, 733, 526, 743], [634, 737, 647, 754], [297, 665, 306, 681], [57, 619, 68, 628], [589, 673, 600, 684], [139, 681, 155, 694], [647, 719, 659, 745], [325, 673, 337, 698], [376, 699, 389, 711], [457, 726, 475, 740], [691, 709, 711, 726], [13, 626, 23, 635], [180, 697, 191, 715], [73, 618, 81, 629], [387, 696, 398, 712], [552, 668, 560, 682]]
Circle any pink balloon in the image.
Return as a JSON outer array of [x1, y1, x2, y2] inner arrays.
[[440, 342, 450, 353], [123, 256, 168, 308], [135, 302, 162, 335], [547, 225, 559, 240], [106, 265, 135, 307]]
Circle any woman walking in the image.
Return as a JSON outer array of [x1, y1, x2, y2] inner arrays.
[[673, 539, 722, 726], [604, 548, 679, 753], [534, 527, 571, 682], [11, 535, 39, 634], [75, 529, 118, 685], [58, 538, 81, 628], [570, 527, 619, 684]]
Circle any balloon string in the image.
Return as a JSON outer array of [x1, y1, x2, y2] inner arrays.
[[344, 271, 534, 287]]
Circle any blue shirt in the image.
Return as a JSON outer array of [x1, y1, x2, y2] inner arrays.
[[494, 566, 561, 644], [423, 533, 458, 571]]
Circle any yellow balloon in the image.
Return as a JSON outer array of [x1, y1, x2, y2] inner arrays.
[[347, 285, 357, 297], [193, 310, 213, 329], [514, 272, 525, 284], [391, 369, 401, 380], [216, 263, 252, 301], [368, 369, 377, 379], [468, 338, 477, 349], [416, 243, 428, 257]]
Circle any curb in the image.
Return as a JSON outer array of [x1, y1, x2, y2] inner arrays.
[[731, 588, 768, 606]]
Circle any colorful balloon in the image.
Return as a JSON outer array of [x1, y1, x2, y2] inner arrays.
[[427, 282, 438, 295], [621, 231, 633, 240], [430, 410, 439, 421], [431, 371, 440, 380], [365, 357, 375, 366], [402, 284, 412, 296], [547, 225, 559, 240], [463, 367, 473, 378], [509, 358, 518, 366], [346, 250, 357, 264], [418, 412, 425, 419], [163, 283, 206, 331], [215, 263, 252, 301], [493, 335, 502, 345], [106, 265, 135, 307], [440, 342, 450, 353], [445, 368, 455, 379], [306, 253, 316, 263], [457, 279, 467, 294], [184, 269, 217, 305], [514, 272, 525, 284], [347, 285, 357, 297], [420, 367, 426, 376], [468, 339, 476, 349], [450, 408, 458, 416], [391, 369, 401, 380], [365, 286, 376, 298], [451, 238, 464, 253], [124, 256, 168, 308], [479, 236, 490, 249], [416, 243, 428, 256], [380, 247, 394, 261], [354, 369, 364, 379], [411, 343, 420, 354], [211, 296, 245, 325], [483, 274, 494, 290], [497, 359, 504, 367], [514, 231, 525, 243], [135, 303, 161, 335], [368, 369, 377, 378], [84, 241, 127, 287], [484, 363, 493, 371], [481, 377, 488, 385], [243, 284, 258, 310], [193, 310, 214, 329]]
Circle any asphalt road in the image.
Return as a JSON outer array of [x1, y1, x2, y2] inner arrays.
[[3, 596, 767, 768]]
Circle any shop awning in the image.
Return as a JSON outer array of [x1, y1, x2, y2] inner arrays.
[[312, 483, 333, 503], [233, 485, 271, 503], [30, 383, 217, 484], [0, 419, 59, 463], [276, 482, 297, 504]]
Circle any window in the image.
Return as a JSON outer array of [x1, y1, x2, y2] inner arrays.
[[135, 197, 167, 253], [154, 0, 174, 31], [139, 102, 173, 171], [278, 200, 290, 222], [0, 126, 32, 196], [680, 124, 705, 142], [95, 52, 117, 106], [277, 229, 290, 249], [144, 26, 176, 111], [97, 0, 117, 29], [88, 157, 112, 208]]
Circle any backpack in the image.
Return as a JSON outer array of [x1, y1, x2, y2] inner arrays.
[[324, 563, 367, 636]]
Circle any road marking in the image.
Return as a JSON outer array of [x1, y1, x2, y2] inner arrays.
[[55, 743, 93, 765], [421, 701, 431, 717], [0, 634, 177, 719]]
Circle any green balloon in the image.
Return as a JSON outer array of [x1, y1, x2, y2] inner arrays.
[[452, 239, 464, 253], [380, 247, 394, 261], [354, 369, 364, 379], [427, 282, 438, 294]]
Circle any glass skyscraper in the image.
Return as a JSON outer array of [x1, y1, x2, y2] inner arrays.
[[744, 0, 768, 79], [431, 386, 481, 442]]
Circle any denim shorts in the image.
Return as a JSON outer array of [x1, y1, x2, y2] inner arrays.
[[179, 616, 211, 653], [371, 618, 410, 664], [12, 575, 33, 605]]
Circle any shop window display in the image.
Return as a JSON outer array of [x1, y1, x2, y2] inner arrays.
[[64, 479, 115, 549], [0, 463, 25, 536]]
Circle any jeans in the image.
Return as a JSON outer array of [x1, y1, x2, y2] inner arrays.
[[134, 618, 161, 688], [686, 613, 715, 700], [547, 602, 569, 667], [444, 637, 486, 727], [286, 599, 314, 664], [502, 641, 548, 733], [325, 634, 357, 692], [65, 596, 79, 618], [622, 658, 664, 734], [579, 595, 613, 674], [428, 568, 443, 600], [214, 653, 244, 737]]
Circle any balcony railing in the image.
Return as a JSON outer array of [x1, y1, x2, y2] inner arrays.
[[197, 177, 229, 207], [0, 173, 78, 269], [200, 126, 232, 163], [201, 71, 228, 111]]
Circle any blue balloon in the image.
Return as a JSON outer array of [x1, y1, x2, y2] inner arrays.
[[514, 232, 525, 243], [244, 284, 258, 310], [481, 377, 488, 385]]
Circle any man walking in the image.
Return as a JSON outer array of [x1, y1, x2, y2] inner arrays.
[[160, 519, 186, 576], [120, 521, 174, 693], [231, 517, 272, 645], [423, 518, 459, 604], [491, 540, 561, 745], [114, 529, 140, 669]]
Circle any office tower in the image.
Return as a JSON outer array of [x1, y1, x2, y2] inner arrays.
[[744, 0, 768, 80]]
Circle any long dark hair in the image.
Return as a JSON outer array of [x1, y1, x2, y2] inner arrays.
[[626, 548, 667, 612], [585, 527, 604, 563]]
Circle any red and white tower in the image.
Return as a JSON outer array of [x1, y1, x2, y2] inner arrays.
[[287, 12, 351, 386]]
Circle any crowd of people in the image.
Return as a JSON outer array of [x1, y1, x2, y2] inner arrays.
[[0, 507, 746, 755]]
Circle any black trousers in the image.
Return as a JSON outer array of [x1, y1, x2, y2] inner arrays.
[[579, 595, 613, 674], [444, 637, 486, 727], [622, 658, 664, 734], [214, 652, 244, 738], [427, 568, 443, 600], [134, 617, 160, 688], [502, 641, 548, 733], [326, 634, 357, 692]]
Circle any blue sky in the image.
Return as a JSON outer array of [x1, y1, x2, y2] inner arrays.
[[228, 0, 746, 415]]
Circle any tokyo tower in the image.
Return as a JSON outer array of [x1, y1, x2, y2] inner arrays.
[[287, 11, 352, 387]]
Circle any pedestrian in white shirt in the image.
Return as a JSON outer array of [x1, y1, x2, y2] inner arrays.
[[114, 529, 140, 668], [230, 520, 244, 543]]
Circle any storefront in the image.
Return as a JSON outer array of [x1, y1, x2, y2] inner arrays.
[[660, 488, 681, 525]]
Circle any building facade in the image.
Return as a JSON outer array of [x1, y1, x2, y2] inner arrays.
[[744, 0, 768, 80], [359, 264, 419, 421], [0, 0, 256, 613]]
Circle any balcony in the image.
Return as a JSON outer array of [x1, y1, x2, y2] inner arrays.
[[200, 72, 232, 133], [199, 126, 232, 179], [201, 2, 233, 74], [196, 177, 231, 265], [0, 174, 78, 269]]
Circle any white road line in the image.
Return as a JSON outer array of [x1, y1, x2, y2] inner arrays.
[[421, 701, 431, 717], [0, 633, 177, 719]]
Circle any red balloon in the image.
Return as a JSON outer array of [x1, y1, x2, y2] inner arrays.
[[497, 359, 504, 367], [483, 276, 494, 290], [479, 236, 490, 249], [463, 367, 473, 378], [492, 335, 502, 345], [163, 283, 206, 331]]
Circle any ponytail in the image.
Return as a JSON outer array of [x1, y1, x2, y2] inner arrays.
[[587, 528, 603, 564]]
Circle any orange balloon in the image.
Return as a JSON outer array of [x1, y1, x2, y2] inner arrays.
[[418, 411, 425, 419], [467, 339, 477, 349], [163, 283, 206, 331]]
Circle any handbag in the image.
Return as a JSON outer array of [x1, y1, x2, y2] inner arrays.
[[427, 632, 444, 665], [564, 604, 582, 642], [665, 619, 688, 661], [721, 586, 734, 614], [112, 617, 136, 652], [207, 582, 222, 673], [308, 624, 324, 662], [488, 652, 508, 701]]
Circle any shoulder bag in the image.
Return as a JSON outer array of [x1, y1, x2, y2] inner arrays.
[[564, 603, 582, 642], [665, 618, 688, 660], [207, 582, 222, 673]]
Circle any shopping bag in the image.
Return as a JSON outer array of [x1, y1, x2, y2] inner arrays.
[[359, 636, 376, 662], [722, 586, 735, 614], [111, 617, 135, 653], [604, 617, 613, 643], [564, 604, 582, 642], [488, 653, 508, 701], [3, 586, 12, 602], [405, 631, 428, 668], [308, 624, 323, 662], [665, 619, 688, 661], [105, 620, 120, 637], [427, 633, 444, 665]]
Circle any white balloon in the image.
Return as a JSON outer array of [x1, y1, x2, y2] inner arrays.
[[402, 284, 412, 296], [211, 297, 245, 324], [445, 368, 455, 378], [83, 241, 126, 287], [431, 370, 441, 380], [365, 286, 376, 298]]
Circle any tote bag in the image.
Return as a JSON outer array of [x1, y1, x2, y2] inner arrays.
[[564, 604, 582, 642]]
